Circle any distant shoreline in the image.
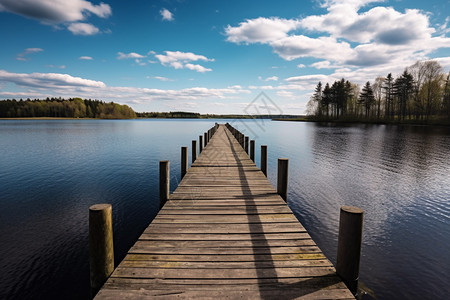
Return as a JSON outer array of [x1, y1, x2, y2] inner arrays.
[[272, 117, 450, 127]]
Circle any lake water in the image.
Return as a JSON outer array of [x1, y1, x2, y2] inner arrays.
[[0, 119, 449, 299]]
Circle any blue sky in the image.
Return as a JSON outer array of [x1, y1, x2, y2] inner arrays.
[[0, 0, 449, 114]]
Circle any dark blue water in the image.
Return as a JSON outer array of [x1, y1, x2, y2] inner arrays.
[[0, 119, 449, 299]]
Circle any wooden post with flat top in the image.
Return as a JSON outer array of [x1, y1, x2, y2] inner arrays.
[[336, 206, 364, 295], [192, 140, 197, 163], [181, 146, 188, 178], [159, 160, 169, 209], [89, 204, 114, 298], [261, 145, 267, 176], [277, 158, 288, 202], [250, 140, 255, 162]]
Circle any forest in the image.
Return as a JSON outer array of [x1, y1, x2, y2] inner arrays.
[[306, 60, 450, 124], [136, 112, 301, 119], [0, 98, 136, 119]]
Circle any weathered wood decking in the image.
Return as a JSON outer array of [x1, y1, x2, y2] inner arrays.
[[95, 124, 354, 299]]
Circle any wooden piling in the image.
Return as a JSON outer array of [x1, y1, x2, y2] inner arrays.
[[192, 140, 197, 163], [181, 146, 188, 178], [204, 132, 207, 147], [261, 145, 267, 177], [250, 140, 255, 162], [89, 204, 114, 298], [245, 136, 249, 154], [336, 206, 364, 295], [159, 160, 169, 209], [277, 158, 289, 202], [199, 135, 203, 153]]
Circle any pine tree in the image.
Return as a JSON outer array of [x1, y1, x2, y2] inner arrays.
[[358, 81, 375, 118]]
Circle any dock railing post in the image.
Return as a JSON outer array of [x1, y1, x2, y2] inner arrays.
[[245, 136, 249, 154], [261, 145, 267, 176], [89, 204, 114, 298], [277, 158, 289, 202], [181, 146, 188, 178], [192, 140, 197, 163], [199, 135, 203, 153], [250, 140, 255, 162], [204, 132, 207, 147], [336, 206, 364, 295], [159, 160, 169, 209]]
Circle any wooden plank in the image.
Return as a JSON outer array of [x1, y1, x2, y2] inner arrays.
[[130, 239, 316, 248], [138, 232, 312, 241], [95, 124, 354, 299], [119, 258, 332, 268], [144, 222, 305, 233], [110, 266, 338, 279]]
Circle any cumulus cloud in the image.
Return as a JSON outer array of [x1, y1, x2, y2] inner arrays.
[[0, 0, 111, 35], [16, 47, 43, 61], [225, 17, 301, 44], [160, 8, 173, 21], [117, 52, 147, 65], [185, 63, 212, 73], [68, 22, 99, 35], [225, 0, 450, 74], [154, 51, 214, 72]]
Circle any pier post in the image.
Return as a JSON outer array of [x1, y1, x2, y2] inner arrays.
[[181, 146, 188, 178], [204, 132, 207, 147], [250, 140, 255, 162], [89, 204, 114, 298], [277, 158, 289, 202], [245, 136, 249, 154], [261, 145, 267, 176], [192, 140, 197, 163], [199, 135, 203, 153], [159, 160, 169, 209], [336, 206, 364, 295]]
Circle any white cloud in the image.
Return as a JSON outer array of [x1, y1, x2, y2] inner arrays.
[[154, 51, 214, 72], [259, 76, 278, 81], [296, 64, 305, 68], [67, 22, 99, 35], [0, 69, 106, 88], [117, 52, 145, 60], [0, 0, 111, 23], [160, 8, 173, 21], [225, 17, 301, 44], [270, 35, 353, 61], [16, 48, 43, 61], [0, 70, 250, 104], [79, 56, 93, 60], [185, 63, 212, 73], [310, 60, 334, 69], [0, 0, 111, 35], [151, 76, 173, 81], [225, 1, 450, 73]]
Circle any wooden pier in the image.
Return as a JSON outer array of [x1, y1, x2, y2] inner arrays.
[[94, 124, 355, 299]]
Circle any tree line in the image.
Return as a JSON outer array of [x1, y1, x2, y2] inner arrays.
[[307, 60, 450, 123], [0, 98, 136, 119]]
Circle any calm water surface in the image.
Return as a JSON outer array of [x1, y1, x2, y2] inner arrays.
[[0, 119, 449, 299]]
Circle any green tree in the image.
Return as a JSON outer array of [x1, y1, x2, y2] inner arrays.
[[358, 81, 375, 118]]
